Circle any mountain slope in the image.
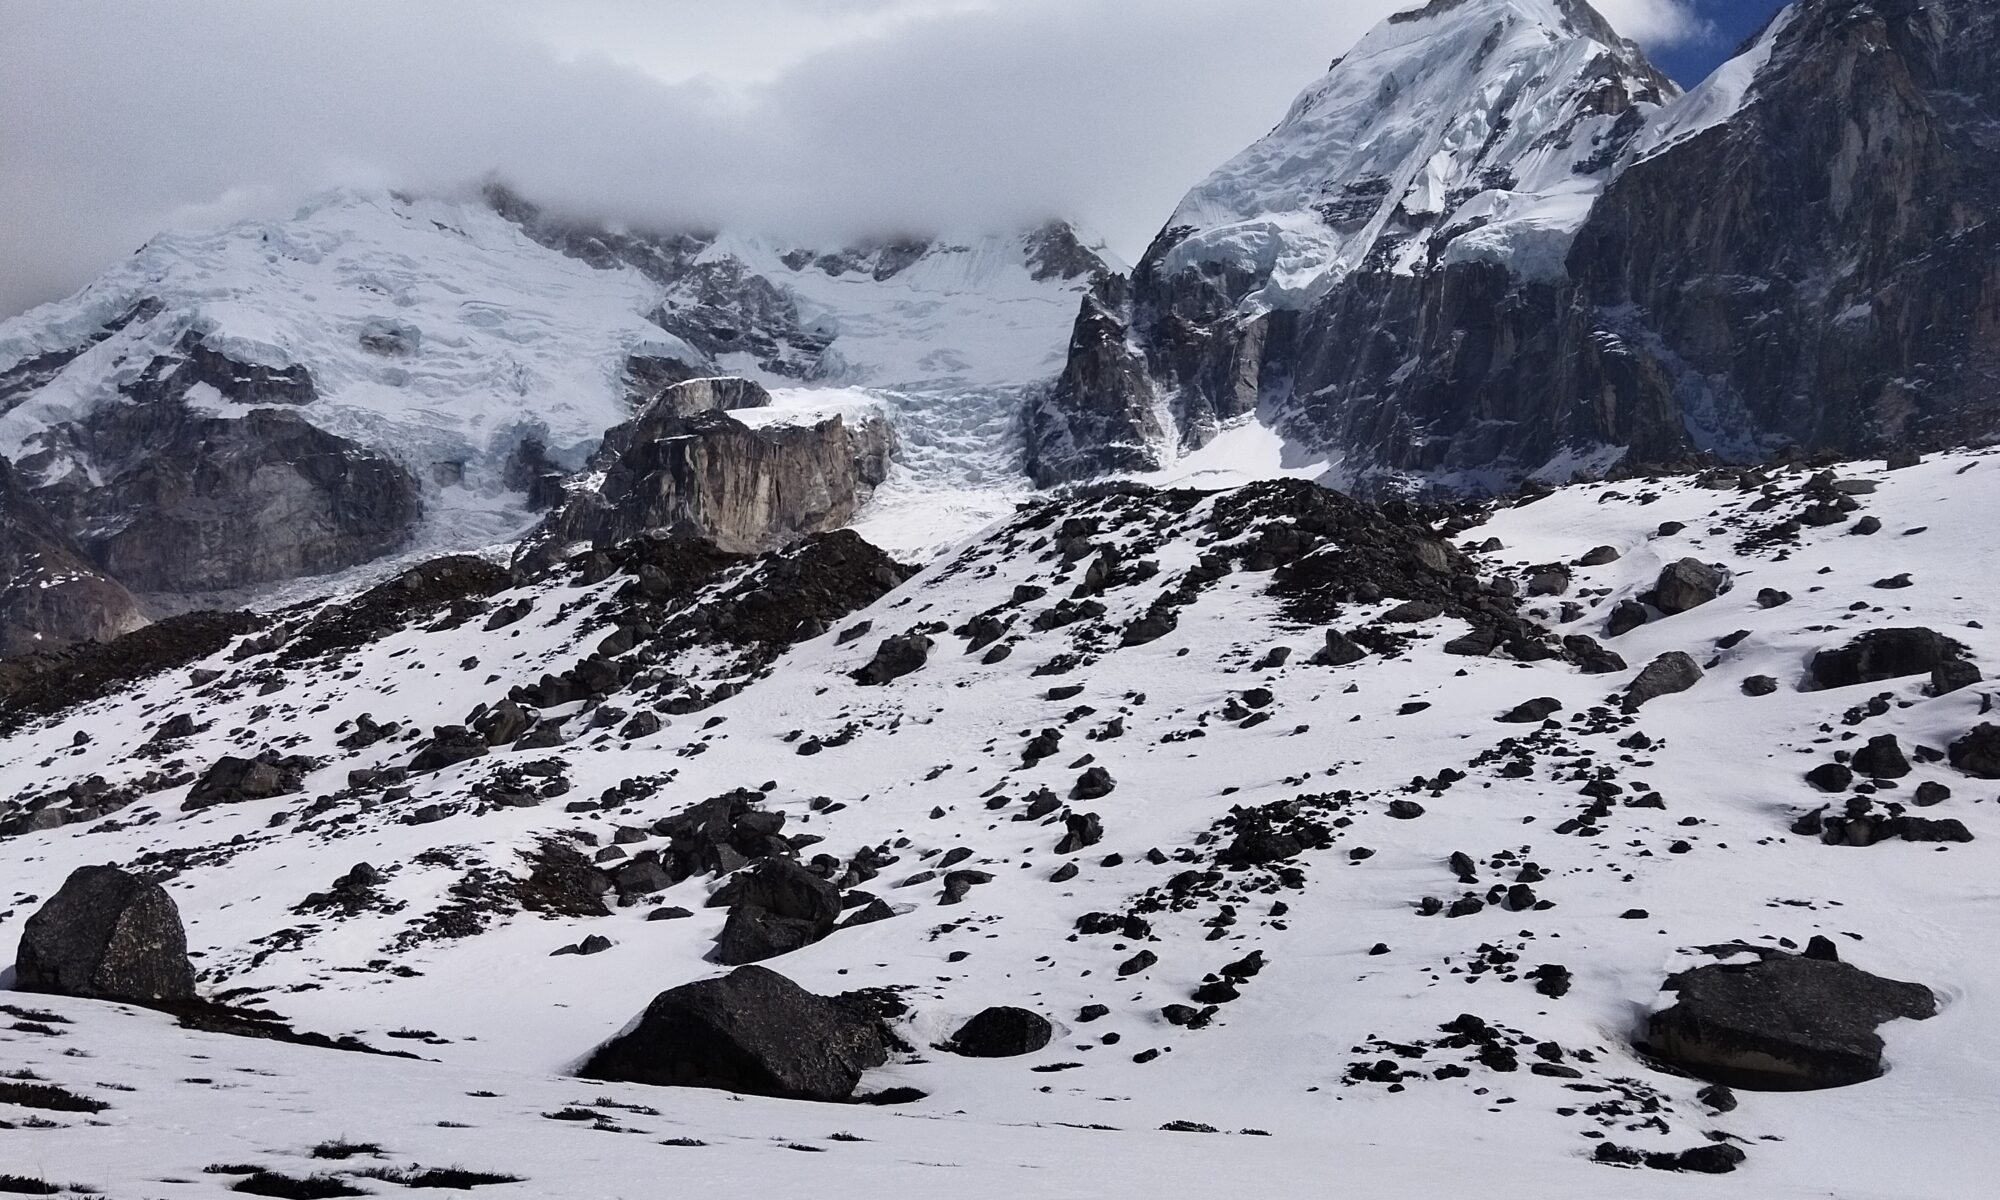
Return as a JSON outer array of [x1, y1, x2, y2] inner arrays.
[[2, 446, 1996, 1194]]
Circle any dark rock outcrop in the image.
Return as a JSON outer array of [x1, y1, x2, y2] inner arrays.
[[14, 865, 198, 1004], [0, 454, 146, 656], [1646, 951, 1937, 1090], [183, 750, 313, 811], [22, 401, 418, 596], [578, 965, 888, 1101], [1810, 628, 1972, 690], [515, 377, 894, 570], [0, 609, 260, 734]]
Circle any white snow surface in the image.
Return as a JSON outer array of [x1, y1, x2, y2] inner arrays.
[[2, 449, 1997, 1196]]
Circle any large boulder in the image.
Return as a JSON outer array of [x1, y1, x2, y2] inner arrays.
[[948, 1006, 1053, 1058], [14, 865, 198, 1003], [183, 750, 312, 811], [1809, 628, 1970, 690], [1646, 952, 1936, 1090], [1652, 559, 1730, 615], [1950, 724, 2000, 779], [1623, 652, 1703, 712], [408, 725, 490, 774], [577, 965, 888, 1101], [709, 858, 842, 966], [854, 631, 932, 686]]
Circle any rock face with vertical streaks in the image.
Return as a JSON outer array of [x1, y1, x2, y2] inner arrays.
[[516, 377, 894, 570]]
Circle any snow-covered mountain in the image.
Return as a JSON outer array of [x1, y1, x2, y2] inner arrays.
[[1158, 0, 1672, 302], [0, 186, 1113, 648], [2, 442, 1995, 1196], [1029, 0, 2000, 493]]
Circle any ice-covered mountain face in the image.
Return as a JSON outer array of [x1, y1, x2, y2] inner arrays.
[[0, 187, 1112, 652], [1030, 0, 2000, 495], [1, 446, 1996, 1195], [1158, 0, 1673, 302], [1027, 0, 1674, 486]]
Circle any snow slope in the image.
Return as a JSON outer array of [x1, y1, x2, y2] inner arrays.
[[2, 448, 1996, 1196]]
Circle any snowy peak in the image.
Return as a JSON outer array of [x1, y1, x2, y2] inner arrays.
[[1153, 0, 1673, 304], [0, 185, 1111, 649], [488, 184, 1115, 391]]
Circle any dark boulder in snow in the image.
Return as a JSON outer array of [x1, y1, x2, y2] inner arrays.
[[949, 1006, 1053, 1058], [1932, 660, 1983, 696], [1646, 952, 1935, 1090], [1652, 559, 1730, 615], [1950, 724, 2000, 779], [408, 725, 490, 774], [1561, 634, 1627, 674], [183, 749, 313, 811], [1809, 628, 1969, 690], [1311, 629, 1368, 666], [1851, 735, 1912, 780], [15, 865, 197, 1004], [1498, 697, 1562, 724], [579, 965, 888, 1102], [1623, 653, 1703, 712], [854, 631, 932, 686], [1070, 767, 1116, 800], [709, 859, 842, 965], [1607, 598, 1649, 637]]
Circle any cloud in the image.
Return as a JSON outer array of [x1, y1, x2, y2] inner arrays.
[[1595, 0, 1716, 46], [0, 0, 1722, 320]]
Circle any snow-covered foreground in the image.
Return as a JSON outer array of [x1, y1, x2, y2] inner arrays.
[[4, 449, 1998, 1197]]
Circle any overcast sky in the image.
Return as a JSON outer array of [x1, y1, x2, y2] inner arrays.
[[0, 0, 1754, 320]]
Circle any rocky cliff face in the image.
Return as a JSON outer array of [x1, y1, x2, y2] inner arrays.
[[517, 378, 895, 570], [0, 454, 146, 656], [0, 300, 419, 649], [30, 402, 420, 598], [1568, 0, 2000, 459], [1029, 0, 1674, 487], [1032, 0, 2000, 491]]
